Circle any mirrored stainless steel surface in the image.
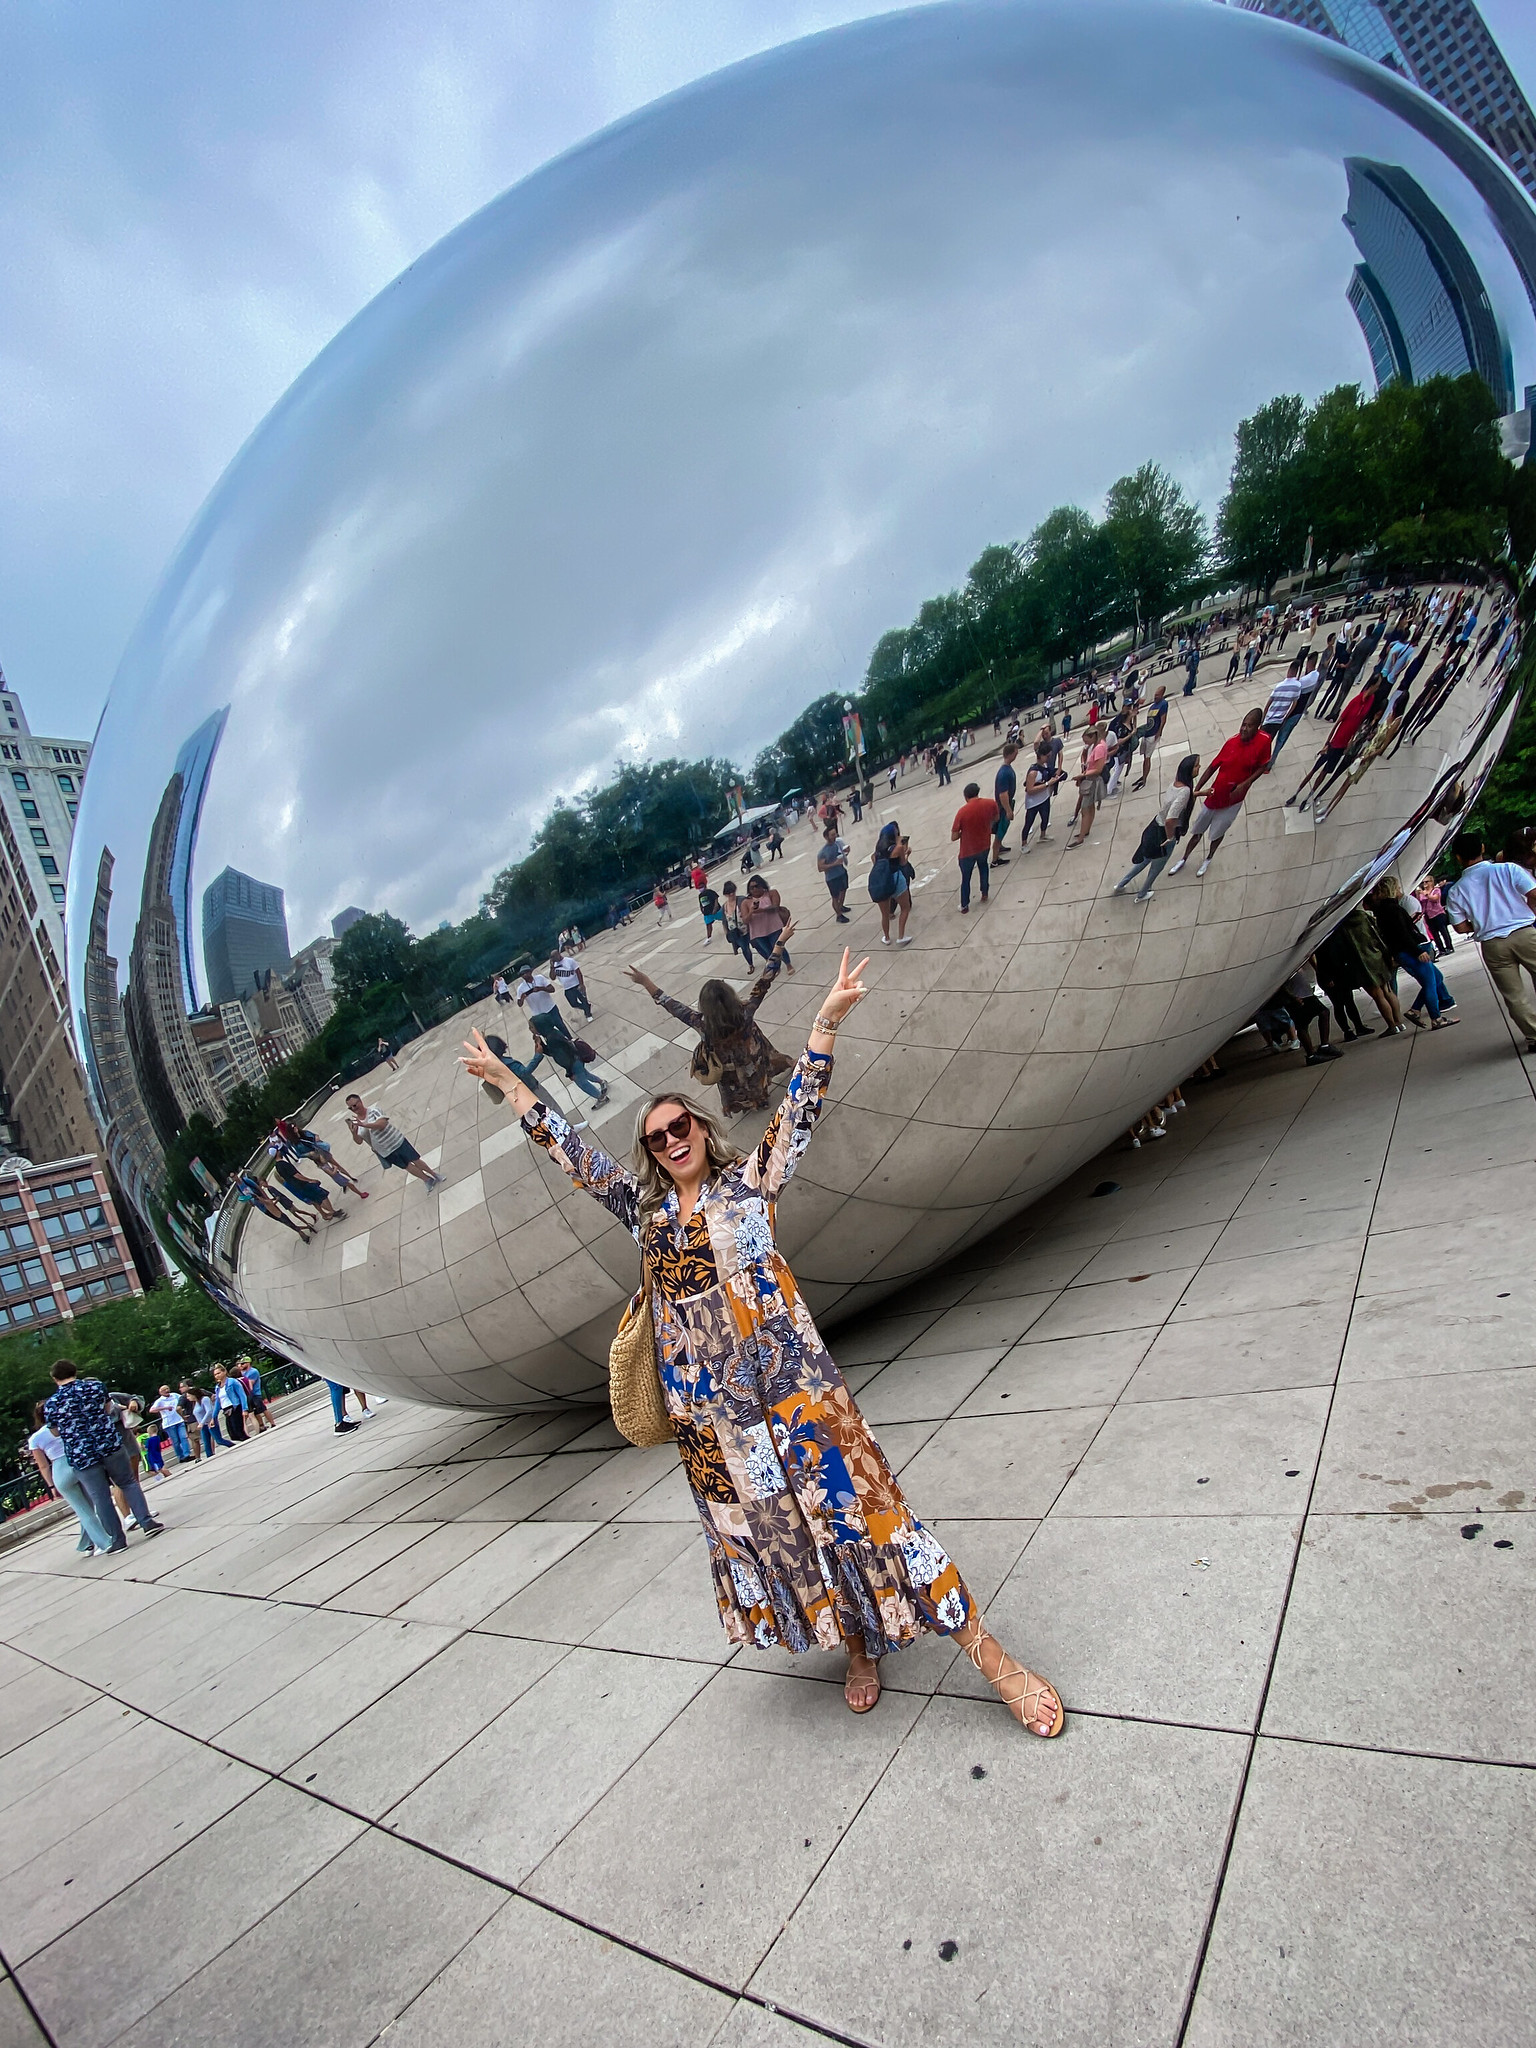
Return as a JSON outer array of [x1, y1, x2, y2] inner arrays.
[[69, 0, 1534, 1407]]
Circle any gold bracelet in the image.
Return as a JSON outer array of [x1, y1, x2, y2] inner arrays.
[[813, 1014, 839, 1035]]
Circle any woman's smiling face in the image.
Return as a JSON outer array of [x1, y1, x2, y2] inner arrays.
[[644, 1100, 707, 1182]]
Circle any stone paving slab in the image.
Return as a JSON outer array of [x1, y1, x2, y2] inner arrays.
[[2, 942, 1535, 2042]]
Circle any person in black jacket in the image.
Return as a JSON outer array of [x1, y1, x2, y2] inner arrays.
[[1109, 755, 1199, 903]]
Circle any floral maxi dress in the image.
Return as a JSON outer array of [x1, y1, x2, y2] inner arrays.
[[523, 1048, 975, 1656]]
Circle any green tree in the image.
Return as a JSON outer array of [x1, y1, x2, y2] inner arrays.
[[1216, 393, 1309, 595], [1102, 463, 1208, 642], [1026, 506, 1113, 664], [0, 1281, 261, 1469], [331, 912, 419, 1002]]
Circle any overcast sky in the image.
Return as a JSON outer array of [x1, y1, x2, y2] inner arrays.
[[4, 0, 1533, 760]]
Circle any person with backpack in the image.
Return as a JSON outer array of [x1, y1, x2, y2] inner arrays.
[[1110, 754, 1199, 903], [868, 820, 912, 944]]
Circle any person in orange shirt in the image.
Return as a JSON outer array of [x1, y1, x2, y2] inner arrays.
[[950, 781, 1000, 911]]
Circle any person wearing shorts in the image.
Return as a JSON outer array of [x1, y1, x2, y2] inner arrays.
[[345, 1096, 443, 1187], [991, 745, 1019, 865], [817, 826, 851, 922], [1167, 708, 1271, 877]]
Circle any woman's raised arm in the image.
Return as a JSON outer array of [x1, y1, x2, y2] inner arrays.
[[460, 1027, 642, 1235], [747, 949, 868, 1197]]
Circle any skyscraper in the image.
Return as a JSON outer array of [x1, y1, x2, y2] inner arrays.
[[202, 866, 292, 1006], [0, 670, 96, 1169], [0, 672, 92, 969], [125, 777, 226, 1148], [1236, 2, 1536, 198], [1342, 156, 1514, 407], [167, 706, 228, 1013], [79, 846, 164, 1208]]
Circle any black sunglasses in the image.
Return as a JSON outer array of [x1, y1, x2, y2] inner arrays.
[[644, 1109, 695, 1156]]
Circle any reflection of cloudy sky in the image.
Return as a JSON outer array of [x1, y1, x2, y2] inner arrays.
[[57, 0, 1536, 980]]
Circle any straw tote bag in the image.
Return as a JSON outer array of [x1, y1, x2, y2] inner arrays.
[[608, 1272, 673, 1446]]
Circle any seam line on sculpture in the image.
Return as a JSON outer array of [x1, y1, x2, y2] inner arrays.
[[1171, 1016, 1407, 2048]]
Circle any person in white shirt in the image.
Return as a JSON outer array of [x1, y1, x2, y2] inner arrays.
[[552, 951, 593, 1020], [1446, 834, 1536, 1051], [152, 1387, 192, 1463], [192, 1389, 223, 1455], [28, 1407, 115, 1554], [492, 974, 512, 1005], [513, 968, 575, 1044], [344, 1096, 444, 1187]]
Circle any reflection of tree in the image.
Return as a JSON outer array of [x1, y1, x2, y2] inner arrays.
[[1101, 464, 1208, 647], [330, 911, 418, 1003], [1217, 373, 1516, 594]]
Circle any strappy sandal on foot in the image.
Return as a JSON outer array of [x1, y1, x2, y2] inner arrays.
[[965, 1638, 1065, 1738], [844, 1658, 881, 1715]]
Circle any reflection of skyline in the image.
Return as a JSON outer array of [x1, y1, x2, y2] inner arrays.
[[168, 706, 228, 1015], [1343, 156, 1515, 410], [122, 770, 224, 1152], [81, 845, 164, 1210]]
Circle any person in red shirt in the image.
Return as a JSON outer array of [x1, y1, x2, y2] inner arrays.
[[1167, 708, 1271, 877], [689, 862, 707, 891], [1284, 681, 1382, 813], [950, 781, 1001, 911]]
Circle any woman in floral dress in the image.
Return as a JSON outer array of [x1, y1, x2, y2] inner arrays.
[[460, 951, 1063, 1734]]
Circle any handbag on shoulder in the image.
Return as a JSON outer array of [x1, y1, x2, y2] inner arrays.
[[689, 1040, 726, 1086], [608, 1273, 673, 1446]]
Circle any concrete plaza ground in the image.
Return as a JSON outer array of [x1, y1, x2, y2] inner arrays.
[[2, 943, 1534, 2048]]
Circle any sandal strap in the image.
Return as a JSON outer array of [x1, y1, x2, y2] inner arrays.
[[964, 1634, 1057, 1725]]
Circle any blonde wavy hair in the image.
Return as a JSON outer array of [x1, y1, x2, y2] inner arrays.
[[630, 1091, 743, 1214]]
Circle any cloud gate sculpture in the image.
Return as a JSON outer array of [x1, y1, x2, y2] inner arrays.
[[70, 0, 1533, 1410]]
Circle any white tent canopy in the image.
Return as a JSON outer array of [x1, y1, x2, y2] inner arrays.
[[711, 802, 783, 839]]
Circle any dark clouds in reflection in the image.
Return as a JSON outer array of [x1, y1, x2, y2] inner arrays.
[[73, 0, 1535, 971]]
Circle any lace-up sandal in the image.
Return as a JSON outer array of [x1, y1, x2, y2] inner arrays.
[[844, 1652, 882, 1714], [964, 1635, 1065, 1738]]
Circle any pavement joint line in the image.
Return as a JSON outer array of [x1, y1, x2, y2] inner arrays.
[[15, 1633, 878, 2048], [1170, 995, 1413, 2048], [0, 1944, 60, 2048]]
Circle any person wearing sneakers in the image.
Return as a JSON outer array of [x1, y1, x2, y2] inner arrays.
[[951, 781, 1000, 913], [1111, 754, 1198, 903], [44, 1360, 163, 1551], [1167, 708, 1271, 877], [345, 1096, 445, 1186]]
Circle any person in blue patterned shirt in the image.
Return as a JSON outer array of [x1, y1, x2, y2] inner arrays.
[[43, 1360, 163, 1553]]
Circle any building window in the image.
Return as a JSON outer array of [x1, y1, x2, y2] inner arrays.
[[0, 1193, 22, 1215], [56, 774, 74, 793], [66, 802, 77, 821], [9, 771, 27, 792], [0, 1264, 21, 1293], [20, 800, 37, 820], [39, 856, 58, 876], [29, 827, 47, 847], [1, 1222, 33, 1249], [49, 884, 64, 903]]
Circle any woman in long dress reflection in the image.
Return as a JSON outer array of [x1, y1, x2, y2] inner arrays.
[[459, 951, 1064, 1735]]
